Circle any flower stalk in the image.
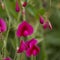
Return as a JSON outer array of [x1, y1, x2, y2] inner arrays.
[[3, 0, 11, 58]]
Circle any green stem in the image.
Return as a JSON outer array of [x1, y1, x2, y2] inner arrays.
[[22, 7, 26, 20], [17, 11, 21, 22], [3, 0, 11, 57], [16, 53, 21, 60], [4, 0, 10, 19], [0, 53, 2, 60], [31, 55, 34, 60], [41, 41, 47, 60], [50, 0, 51, 7], [33, 56, 36, 60], [21, 1, 26, 21], [13, 35, 18, 60], [40, 25, 47, 60]]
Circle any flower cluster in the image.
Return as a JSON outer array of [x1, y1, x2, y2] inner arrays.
[[17, 39, 40, 57], [0, 0, 53, 59], [16, 21, 40, 57], [40, 16, 52, 30], [15, 0, 27, 12]]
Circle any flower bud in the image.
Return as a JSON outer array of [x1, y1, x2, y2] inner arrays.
[[43, 22, 48, 29], [22, 2, 27, 7], [40, 16, 44, 24], [15, 0, 20, 12]]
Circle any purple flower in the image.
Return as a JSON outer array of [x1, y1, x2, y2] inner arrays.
[[25, 38, 37, 49], [16, 21, 33, 37], [25, 39, 40, 57], [40, 16, 44, 24], [15, 0, 20, 12], [0, 18, 7, 32], [3, 57, 11, 60], [17, 40, 25, 53], [17, 38, 40, 57], [26, 45, 40, 57]]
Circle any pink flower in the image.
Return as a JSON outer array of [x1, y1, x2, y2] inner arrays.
[[40, 16, 44, 24], [43, 21, 48, 29], [22, 2, 27, 7], [17, 40, 25, 53], [0, 18, 7, 32], [25, 39, 40, 57], [25, 38, 37, 49], [43, 21, 52, 30], [26, 45, 40, 57], [15, 0, 20, 12], [17, 38, 40, 57], [3, 57, 11, 60], [16, 21, 33, 37]]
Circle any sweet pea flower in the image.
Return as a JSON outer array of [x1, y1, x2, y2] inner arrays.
[[16, 21, 33, 37], [26, 45, 40, 57], [25, 39, 40, 57], [25, 38, 38, 49], [17, 40, 25, 53], [17, 38, 40, 57], [15, 0, 20, 12], [3, 57, 11, 60], [0, 18, 7, 32]]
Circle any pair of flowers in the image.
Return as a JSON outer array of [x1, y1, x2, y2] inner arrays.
[[16, 21, 40, 57], [0, 16, 52, 59], [15, 0, 27, 12], [17, 39, 40, 57], [40, 16, 52, 30], [0, 19, 40, 59]]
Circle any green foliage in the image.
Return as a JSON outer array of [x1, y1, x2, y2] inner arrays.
[[0, 0, 60, 60]]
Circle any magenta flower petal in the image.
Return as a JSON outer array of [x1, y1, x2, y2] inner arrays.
[[15, 0, 20, 12], [16, 21, 33, 37], [17, 40, 25, 53], [43, 22, 48, 29], [25, 38, 37, 48], [17, 38, 40, 57], [25, 39, 40, 57], [26, 48, 32, 57], [40, 16, 44, 24], [0, 18, 7, 32], [26, 45, 40, 57], [23, 30, 28, 36], [33, 45, 40, 56], [3, 57, 11, 60]]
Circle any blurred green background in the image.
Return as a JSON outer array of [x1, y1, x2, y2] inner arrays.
[[0, 0, 60, 60]]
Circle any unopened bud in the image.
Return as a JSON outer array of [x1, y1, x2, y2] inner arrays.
[[40, 16, 44, 24], [22, 2, 27, 7]]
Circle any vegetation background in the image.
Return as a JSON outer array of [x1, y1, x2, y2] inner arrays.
[[0, 0, 60, 60]]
